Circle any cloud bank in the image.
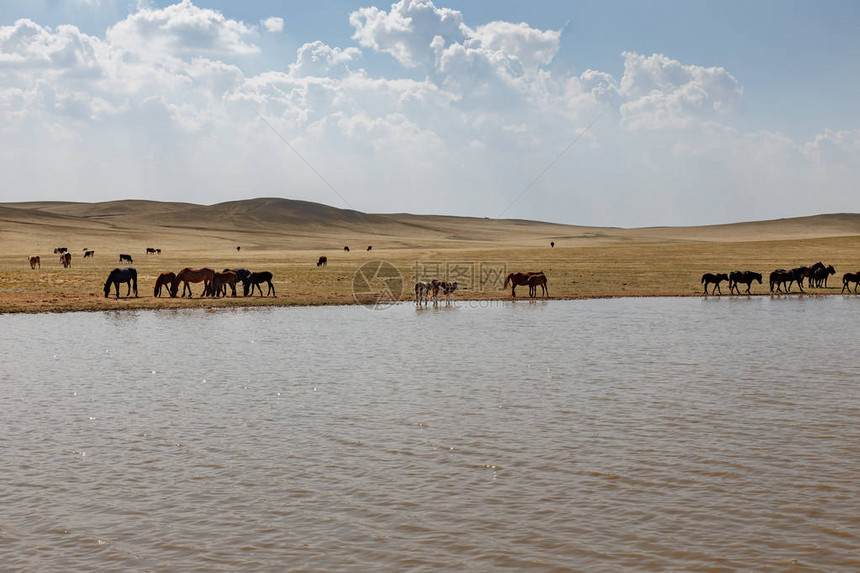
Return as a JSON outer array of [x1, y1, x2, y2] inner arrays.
[[0, 0, 856, 226]]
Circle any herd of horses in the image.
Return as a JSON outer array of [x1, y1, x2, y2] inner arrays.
[[104, 266, 276, 299], [702, 262, 860, 295]]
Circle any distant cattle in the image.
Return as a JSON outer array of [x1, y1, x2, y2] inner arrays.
[[550, 241, 555, 248], [236, 246, 241, 252], [156, 248, 161, 254], [119, 254, 133, 263], [317, 256, 327, 267], [60, 252, 72, 268], [344, 246, 350, 252], [367, 245, 372, 252], [28, 255, 40, 269], [146, 248, 157, 255], [83, 250, 94, 259], [54, 247, 67, 254]]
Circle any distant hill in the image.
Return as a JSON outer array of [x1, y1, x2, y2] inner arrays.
[[2, 197, 859, 253]]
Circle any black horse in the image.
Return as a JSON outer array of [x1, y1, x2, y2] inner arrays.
[[701, 272, 729, 295], [242, 271, 275, 297], [221, 268, 251, 296], [104, 267, 138, 298], [728, 270, 762, 294]]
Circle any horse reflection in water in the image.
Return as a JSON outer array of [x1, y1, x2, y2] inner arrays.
[[104, 267, 138, 298]]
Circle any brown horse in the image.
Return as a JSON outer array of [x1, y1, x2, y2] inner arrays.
[[154, 272, 176, 297], [28, 255, 40, 269], [728, 270, 762, 294], [171, 267, 215, 297], [841, 272, 860, 294], [504, 271, 545, 298], [211, 270, 238, 297], [528, 273, 549, 298]]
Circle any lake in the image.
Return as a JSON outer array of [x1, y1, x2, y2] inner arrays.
[[1, 297, 859, 571]]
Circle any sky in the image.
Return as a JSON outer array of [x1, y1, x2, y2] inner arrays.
[[1, 0, 858, 227]]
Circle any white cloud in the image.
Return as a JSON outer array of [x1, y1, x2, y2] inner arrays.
[[618, 52, 742, 130], [260, 17, 284, 33], [803, 128, 860, 164], [289, 41, 360, 78], [106, 0, 259, 57]]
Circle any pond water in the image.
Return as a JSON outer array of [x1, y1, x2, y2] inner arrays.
[[1, 297, 859, 571]]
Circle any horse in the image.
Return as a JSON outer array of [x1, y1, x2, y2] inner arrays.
[[810, 265, 835, 288], [841, 272, 860, 294], [243, 271, 275, 297], [504, 271, 545, 298], [83, 250, 94, 259], [223, 268, 251, 283], [728, 270, 762, 294], [789, 266, 810, 290], [701, 272, 728, 294], [146, 248, 156, 255], [211, 271, 238, 297], [414, 281, 432, 306], [104, 267, 138, 298], [429, 279, 458, 305], [528, 273, 549, 298], [344, 246, 350, 252], [153, 272, 176, 297], [119, 254, 133, 263], [171, 267, 215, 298], [60, 252, 72, 268], [28, 255, 40, 269], [317, 256, 327, 267], [770, 268, 805, 293]]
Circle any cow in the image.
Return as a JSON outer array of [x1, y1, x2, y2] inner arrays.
[[83, 250, 94, 259], [60, 252, 72, 268], [119, 254, 133, 263], [28, 255, 40, 269], [317, 256, 327, 267]]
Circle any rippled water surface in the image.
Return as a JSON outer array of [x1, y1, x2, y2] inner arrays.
[[2, 297, 859, 571]]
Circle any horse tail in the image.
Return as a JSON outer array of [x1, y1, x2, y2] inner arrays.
[[504, 273, 512, 288]]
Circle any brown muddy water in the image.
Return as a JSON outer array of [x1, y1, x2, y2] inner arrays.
[[1, 297, 859, 571]]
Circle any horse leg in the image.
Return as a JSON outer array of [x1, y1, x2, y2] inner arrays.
[[268, 281, 275, 296]]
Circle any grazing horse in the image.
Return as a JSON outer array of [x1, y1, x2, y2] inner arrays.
[[317, 256, 327, 267], [528, 273, 549, 298], [146, 248, 156, 255], [83, 250, 94, 259], [60, 252, 72, 268], [841, 272, 860, 294], [171, 267, 215, 298], [211, 271, 238, 297], [344, 246, 350, 252], [28, 255, 40, 269], [119, 254, 133, 263], [810, 265, 835, 288], [223, 268, 251, 283], [153, 272, 176, 297], [104, 267, 138, 298], [701, 272, 728, 294], [243, 271, 276, 296], [504, 271, 545, 298], [728, 270, 762, 294]]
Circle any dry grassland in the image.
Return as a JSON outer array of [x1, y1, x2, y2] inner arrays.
[[2, 199, 859, 313]]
